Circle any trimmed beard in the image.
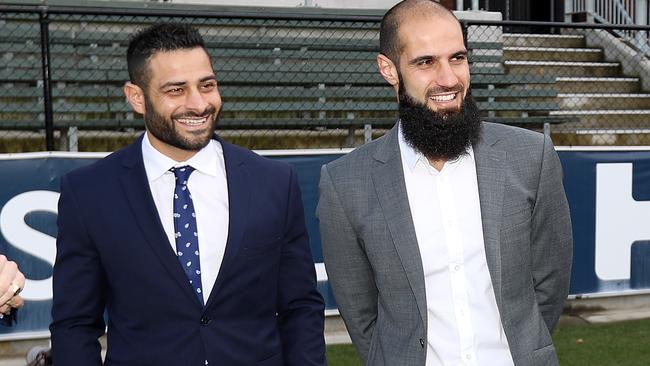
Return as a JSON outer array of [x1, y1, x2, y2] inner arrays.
[[143, 94, 220, 152], [398, 80, 482, 162]]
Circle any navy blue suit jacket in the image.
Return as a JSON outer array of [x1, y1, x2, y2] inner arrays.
[[50, 135, 325, 365]]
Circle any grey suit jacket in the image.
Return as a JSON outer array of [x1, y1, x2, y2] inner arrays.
[[317, 122, 572, 366]]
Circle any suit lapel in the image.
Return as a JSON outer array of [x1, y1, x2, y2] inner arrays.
[[474, 127, 507, 310], [203, 138, 250, 307], [371, 127, 427, 326], [119, 136, 202, 307]]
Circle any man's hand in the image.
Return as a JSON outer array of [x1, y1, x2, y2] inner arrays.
[[0, 255, 25, 316]]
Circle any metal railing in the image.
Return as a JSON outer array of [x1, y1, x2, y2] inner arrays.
[[566, 0, 650, 55]]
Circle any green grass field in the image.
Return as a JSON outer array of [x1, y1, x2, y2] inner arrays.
[[326, 318, 650, 365]]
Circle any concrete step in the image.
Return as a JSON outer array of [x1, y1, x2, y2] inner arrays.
[[502, 33, 585, 48], [0, 337, 49, 364], [505, 60, 621, 77], [559, 93, 650, 109], [550, 109, 650, 125], [555, 77, 641, 93], [0, 357, 25, 366], [503, 46, 603, 62], [325, 312, 352, 345]]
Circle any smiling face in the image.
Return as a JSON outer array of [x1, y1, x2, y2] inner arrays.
[[376, 5, 481, 163], [126, 47, 222, 162], [381, 12, 470, 115]]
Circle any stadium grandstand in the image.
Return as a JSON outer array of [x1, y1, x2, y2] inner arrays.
[[0, 0, 649, 152]]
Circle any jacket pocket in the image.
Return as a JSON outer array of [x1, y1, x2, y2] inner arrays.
[[256, 352, 282, 365], [532, 343, 558, 366]]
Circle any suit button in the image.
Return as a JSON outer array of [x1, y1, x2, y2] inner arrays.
[[200, 316, 211, 326], [419, 338, 425, 348]]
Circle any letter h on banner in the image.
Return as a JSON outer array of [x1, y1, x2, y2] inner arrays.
[[596, 163, 650, 285]]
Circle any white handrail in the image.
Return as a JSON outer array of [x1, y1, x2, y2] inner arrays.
[[566, 0, 649, 56]]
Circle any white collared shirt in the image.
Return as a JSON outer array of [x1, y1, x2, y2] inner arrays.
[[142, 133, 229, 301], [398, 124, 514, 366]]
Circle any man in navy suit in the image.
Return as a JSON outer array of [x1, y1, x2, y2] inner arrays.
[[0, 254, 24, 326], [50, 23, 325, 365]]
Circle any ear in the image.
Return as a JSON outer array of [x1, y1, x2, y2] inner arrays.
[[124, 82, 146, 115], [377, 53, 399, 87]]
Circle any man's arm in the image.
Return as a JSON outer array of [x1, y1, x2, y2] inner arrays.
[[530, 135, 573, 332], [277, 168, 326, 366], [317, 165, 378, 363], [50, 174, 107, 365], [0, 255, 25, 326]]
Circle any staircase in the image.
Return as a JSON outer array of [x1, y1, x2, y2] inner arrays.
[[501, 33, 650, 145]]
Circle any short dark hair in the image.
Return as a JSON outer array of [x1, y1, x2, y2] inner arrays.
[[127, 23, 208, 89], [379, 0, 463, 63], [379, 2, 403, 63]]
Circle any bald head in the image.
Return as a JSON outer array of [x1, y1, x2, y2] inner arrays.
[[379, 0, 462, 63]]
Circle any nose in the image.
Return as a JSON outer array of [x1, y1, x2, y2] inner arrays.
[[436, 61, 460, 88], [185, 88, 209, 113]]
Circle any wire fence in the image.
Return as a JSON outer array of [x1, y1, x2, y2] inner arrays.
[[1, 3, 650, 152]]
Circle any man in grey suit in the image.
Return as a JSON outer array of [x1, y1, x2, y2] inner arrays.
[[317, 1, 572, 365]]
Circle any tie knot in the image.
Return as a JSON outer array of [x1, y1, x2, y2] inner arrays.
[[171, 165, 195, 182]]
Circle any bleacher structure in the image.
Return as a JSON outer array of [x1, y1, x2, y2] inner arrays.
[[1, 3, 648, 150]]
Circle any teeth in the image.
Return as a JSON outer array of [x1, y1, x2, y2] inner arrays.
[[430, 93, 456, 102], [176, 117, 207, 126]]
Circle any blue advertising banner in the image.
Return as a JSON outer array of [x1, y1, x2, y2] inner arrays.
[[0, 153, 104, 339], [0, 150, 346, 340], [1, 147, 650, 339], [557, 148, 650, 295]]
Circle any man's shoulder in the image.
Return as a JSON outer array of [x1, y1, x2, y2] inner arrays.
[[481, 121, 545, 144], [480, 122, 548, 155], [483, 121, 547, 145], [220, 139, 293, 176], [324, 134, 388, 176], [64, 140, 137, 184]]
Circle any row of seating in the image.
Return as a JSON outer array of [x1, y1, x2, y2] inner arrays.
[[0, 16, 567, 136]]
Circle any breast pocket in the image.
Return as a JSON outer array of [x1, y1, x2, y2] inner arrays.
[[243, 237, 282, 258]]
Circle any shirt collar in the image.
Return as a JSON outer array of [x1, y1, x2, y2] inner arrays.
[[141, 132, 220, 181], [398, 121, 426, 171], [398, 120, 475, 172]]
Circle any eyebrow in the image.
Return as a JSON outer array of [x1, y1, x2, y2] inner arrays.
[[408, 50, 468, 65], [408, 55, 436, 66], [160, 75, 217, 90], [453, 50, 469, 58]]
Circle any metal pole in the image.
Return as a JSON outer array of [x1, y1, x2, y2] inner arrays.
[[543, 122, 551, 138], [635, 0, 648, 54], [565, 0, 573, 22], [456, 0, 463, 11], [636, 0, 648, 26], [38, 6, 54, 151], [472, 0, 479, 10], [550, 0, 554, 22], [364, 124, 372, 143], [586, 0, 595, 22]]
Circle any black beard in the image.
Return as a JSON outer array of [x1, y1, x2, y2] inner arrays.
[[143, 95, 220, 152], [399, 86, 482, 162]]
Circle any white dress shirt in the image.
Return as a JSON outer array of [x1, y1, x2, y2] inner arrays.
[[142, 133, 229, 301], [398, 125, 514, 366]]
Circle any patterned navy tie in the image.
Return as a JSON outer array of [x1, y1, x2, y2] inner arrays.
[[171, 166, 204, 305]]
